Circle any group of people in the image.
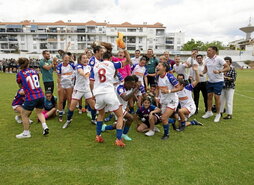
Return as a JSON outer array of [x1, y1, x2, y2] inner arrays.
[[11, 43, 237, 147]]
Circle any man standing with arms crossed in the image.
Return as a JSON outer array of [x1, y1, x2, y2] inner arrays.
[[201, 46, 229, 122]]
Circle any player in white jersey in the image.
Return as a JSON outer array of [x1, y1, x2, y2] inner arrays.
[[90, 51, 131, 147], [156, 62, 181, 140], [176, 64, 203, 131], [62, 54, 96, 129], [56, 54, 75, 122], [131, 56, 148, 88], [101, 76, 139, 141]]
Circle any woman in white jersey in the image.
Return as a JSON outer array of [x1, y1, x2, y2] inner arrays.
[[56, 54, 75, 122], [62, 54, 96, 128], [156, 62, 181, 140]]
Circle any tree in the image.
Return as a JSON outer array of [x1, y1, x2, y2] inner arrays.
[[181, 39, 226, 51]]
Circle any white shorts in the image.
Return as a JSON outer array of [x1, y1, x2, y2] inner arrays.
[[61, 83, 74, 89], [12, 105, 22, 112], [72, 90, 93, 100], [183, 103, 196, 118], [161, 99, 179, 114], [95, 93, 121, 112]]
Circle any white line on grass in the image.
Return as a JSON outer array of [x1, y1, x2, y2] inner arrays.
[[235, 92, 254, 100]]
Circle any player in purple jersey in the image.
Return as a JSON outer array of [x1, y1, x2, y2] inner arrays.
[[15, 58, 49, 139], [12, 88, 25, 123], [136, 97, 161, 136]]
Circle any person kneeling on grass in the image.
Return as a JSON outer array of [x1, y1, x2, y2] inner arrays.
[[42, 91, 57, 120], [101, 75, 139, 141], [12, 88, 33, 124], [136, 97, 161, 136]]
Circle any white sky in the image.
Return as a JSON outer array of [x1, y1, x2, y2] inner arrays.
[[0, 0, 253, 44]]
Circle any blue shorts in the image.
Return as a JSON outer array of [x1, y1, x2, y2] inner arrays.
[[206, 81, 224, 95], [22, 98, 44, 111]]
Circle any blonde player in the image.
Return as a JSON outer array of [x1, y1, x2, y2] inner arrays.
[[90, 50, 131, 147], [56, 54, 75, 122]]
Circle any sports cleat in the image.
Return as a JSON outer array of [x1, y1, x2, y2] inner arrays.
[[153, 126, 160, 132], [95, 135, 104, 143], [214, 113, 221, 123], [202, 111, 213, 119], [122, 134, 132, 141], [193, 119, 203, 126], [161, 135, 169, 140], [176, 125, 185, 132], [62, 120, 71, 129], [145, 130, 155, 136], [78, 109, 82, 114], [43, 128, 49, 135], [16, 132, 31, 139], [101, 124, 107, 132], [115, 139, 125, 147], [29, 119, 33, 124], [223, 115, 232, 119], [15, 115, 22, 124], [91, 120, 97, 125]]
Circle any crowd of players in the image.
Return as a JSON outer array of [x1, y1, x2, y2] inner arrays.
[[10, 44, 237, 147]]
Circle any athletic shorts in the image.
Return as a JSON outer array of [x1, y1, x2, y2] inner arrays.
[[22, 97, 44, 111], [183, 103, 196, 118], [141, 113, 161, 127], [61, 83, 74, 89], [161, 99, 179, 114], [72, 90, 93, 100], [207, 81, 224, 95], [95, 93, 121, 112]]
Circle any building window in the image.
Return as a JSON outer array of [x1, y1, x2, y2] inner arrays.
[[20, 36, 25, 42], [118, 28, 126, 32], [127, 28, 136, 32], [127, 46, 136, 51]]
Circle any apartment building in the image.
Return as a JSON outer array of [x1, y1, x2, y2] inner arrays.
[[0, 20, 185, 54]]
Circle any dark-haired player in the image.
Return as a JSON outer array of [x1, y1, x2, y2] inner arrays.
[[16, 58, 49, 139], [156, 62, 181, 140], [91, 50, 131, 147]]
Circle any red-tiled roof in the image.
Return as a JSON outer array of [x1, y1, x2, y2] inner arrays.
[[0, 20, 165, 28]]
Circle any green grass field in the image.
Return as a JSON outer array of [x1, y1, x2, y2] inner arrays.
[[0, 70, 254, 185]]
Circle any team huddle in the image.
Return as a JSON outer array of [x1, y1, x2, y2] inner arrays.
[[12, 42, 236, 147]]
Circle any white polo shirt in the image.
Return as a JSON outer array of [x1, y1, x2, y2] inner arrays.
[[205, 55, 226, 83], [173, 63, 188, 80], [131, 56, 141, 66]]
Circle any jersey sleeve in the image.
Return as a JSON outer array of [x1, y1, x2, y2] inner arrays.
[[116, 85, 125, 95], [89, 68, 95, 81], [139, 85, 146, 94], [16, 72, 22, 84], [70, 63, 76, 70], [144, 67, 148, 76], [131, 64, 137, 72], [88, 56, 96, 67], [117, 72, 124, 82], [39, 60, 44, 68], [150, 105, 157, 111], [113, 61, 123, 70], [76, 64, 83, 70], [185, 84, 194, 91], [167, 73, 179, 86], [136, 108, 142, 116], [56, 64, 62, 74]]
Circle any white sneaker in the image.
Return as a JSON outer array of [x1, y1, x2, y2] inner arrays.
[[16, 132, 31, 139], [62, 120, 71, 129], [78, 109, 82, 114], [214, 113, 221, 123], [29, 119, 33, 124], [91, 120, 97, 125], [145, 130, 155, 136], [15, 115, 22, 124], [153, 127, 160, 133], [202, 111, 213, 119]]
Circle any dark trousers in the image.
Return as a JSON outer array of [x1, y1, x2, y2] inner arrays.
[[193, 82, 208, 112], [44, 81, 54, 93], [147, 75, 156, 86]]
